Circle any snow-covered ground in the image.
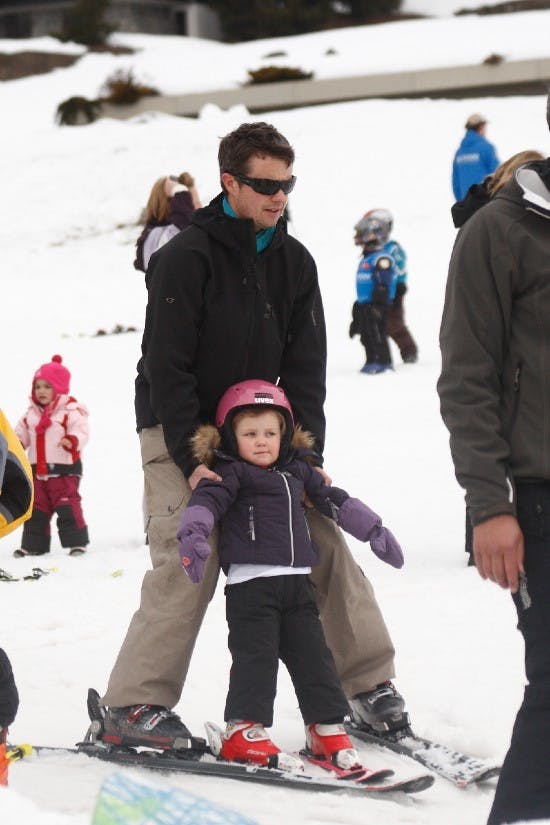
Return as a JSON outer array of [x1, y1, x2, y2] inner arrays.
[[403, 0, 509, 15], [1, 12, 549, 825]]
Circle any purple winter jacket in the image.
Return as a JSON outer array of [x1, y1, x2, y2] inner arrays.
[[188, 447, 349, 573], [178, 424, 404, 578]]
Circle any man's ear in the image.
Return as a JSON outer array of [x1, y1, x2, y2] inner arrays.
[[221, 172, 238, 196]]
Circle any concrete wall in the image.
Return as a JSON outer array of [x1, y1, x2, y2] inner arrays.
[[100, 56, 550, 120]]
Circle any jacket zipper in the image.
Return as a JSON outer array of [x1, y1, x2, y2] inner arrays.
[[248, 505, 256, 541], [275, 471, 294, 565], [506, 362, 522, 440]]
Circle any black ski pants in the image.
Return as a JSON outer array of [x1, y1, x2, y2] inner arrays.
[[358, 302, 392, 366], [488, 482, 550, 824], [224, 574, 350, 728]]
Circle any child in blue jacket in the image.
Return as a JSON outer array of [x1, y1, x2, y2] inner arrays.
[[177, 380, 403, 772], [350, 209, 417, 373]]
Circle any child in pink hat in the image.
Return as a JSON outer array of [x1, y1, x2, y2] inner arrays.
[[14, 355, 90, 557]]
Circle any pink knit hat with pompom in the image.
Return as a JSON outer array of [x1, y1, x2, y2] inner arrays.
[[32, 355, 71, 398]]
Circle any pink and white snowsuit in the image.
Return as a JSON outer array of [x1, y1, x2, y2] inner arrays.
[[15, 395, 89, 553]]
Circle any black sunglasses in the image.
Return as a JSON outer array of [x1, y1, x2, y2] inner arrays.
[[233, 173, 296, 196]]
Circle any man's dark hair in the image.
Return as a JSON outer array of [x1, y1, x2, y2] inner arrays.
[[218, 122, 295, 184]]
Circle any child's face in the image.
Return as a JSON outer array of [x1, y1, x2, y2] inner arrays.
[[34, 379, 54, 405], [234, 411, 282, 468]]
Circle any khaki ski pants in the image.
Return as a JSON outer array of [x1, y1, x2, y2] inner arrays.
[[103, 426, 395, 708]]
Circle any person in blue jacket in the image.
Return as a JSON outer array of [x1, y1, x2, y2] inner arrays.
[[349, 209, 417, 374], [452, 113, 500, 201]]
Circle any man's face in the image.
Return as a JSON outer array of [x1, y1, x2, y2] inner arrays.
[[222, 154, 293, 232]]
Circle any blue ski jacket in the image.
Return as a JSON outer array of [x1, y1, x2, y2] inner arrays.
[[355, 240, 406, 304], [452, 130, 499, 201]]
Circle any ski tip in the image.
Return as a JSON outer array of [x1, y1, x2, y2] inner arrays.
[[6, 743, 33, 762], [402, 774, 436, 793], [455, 766, 501, 788]]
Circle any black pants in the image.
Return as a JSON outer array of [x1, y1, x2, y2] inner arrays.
[[488, 482, 550, 824], [357, 302, 392, 366], [224, 575, 350, 727]]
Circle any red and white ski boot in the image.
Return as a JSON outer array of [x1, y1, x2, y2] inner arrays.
[[306, 722, 361, 769], [217, 721, 303, 772]]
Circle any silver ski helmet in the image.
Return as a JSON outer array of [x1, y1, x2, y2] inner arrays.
[[215, 379, 294, 459], [354, 208, 393, 249]]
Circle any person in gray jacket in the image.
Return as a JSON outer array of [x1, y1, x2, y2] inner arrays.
[[438, 96, 550, 825]]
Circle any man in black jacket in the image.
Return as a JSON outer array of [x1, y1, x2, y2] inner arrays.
[[100, 122, 408, 749], [438, 98, 550, 824]]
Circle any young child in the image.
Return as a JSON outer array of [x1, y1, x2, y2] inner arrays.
[[177, 379, 404, 771], [14, 355, 90, 557], [349, 209, 417, 373]]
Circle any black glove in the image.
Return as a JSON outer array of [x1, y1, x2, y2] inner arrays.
[[393, 281, 407, 309], [349, 301, 360, 338], [372, 284, 389, 306]]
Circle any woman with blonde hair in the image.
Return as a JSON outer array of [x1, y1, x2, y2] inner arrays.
[[452, 149, 544, 228], [135, 172, 202, 272]]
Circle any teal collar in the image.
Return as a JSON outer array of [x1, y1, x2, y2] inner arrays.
[[223, 197, 276, 253]]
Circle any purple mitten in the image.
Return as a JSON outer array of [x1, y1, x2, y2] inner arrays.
[[337, 497, 382, 541], [337, 497, 404, 569], [177, 505, 214, 584], [369, 525, 404, 569]]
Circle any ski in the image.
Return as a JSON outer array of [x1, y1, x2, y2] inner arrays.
[[299, 749, 434, 793], [16, 742, 433, 796], [346, 721, 500, 788], [0, 566, 55, 582]]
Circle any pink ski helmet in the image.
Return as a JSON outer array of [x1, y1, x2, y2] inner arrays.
[[215, 379, 294, 459]]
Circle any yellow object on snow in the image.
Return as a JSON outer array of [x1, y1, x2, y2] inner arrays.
[[0, 408, 33, 538]]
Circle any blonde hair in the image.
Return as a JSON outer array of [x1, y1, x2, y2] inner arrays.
[[488, 150, 544, 195], [232, 407, 286, 435], [142, 177, 171, 224]]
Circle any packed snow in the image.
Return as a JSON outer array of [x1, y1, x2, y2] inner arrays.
[[402, 0, 510, 16], [1, 11, 549, 825]]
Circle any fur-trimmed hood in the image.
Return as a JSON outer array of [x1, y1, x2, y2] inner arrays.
[[190, 423, 315, 469]]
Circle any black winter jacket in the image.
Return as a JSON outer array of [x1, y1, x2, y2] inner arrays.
[[191, 447, 348, 573], [135, 193, 327, 478], [0, 648, 18, 729], [451, 180, 491, 228]]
